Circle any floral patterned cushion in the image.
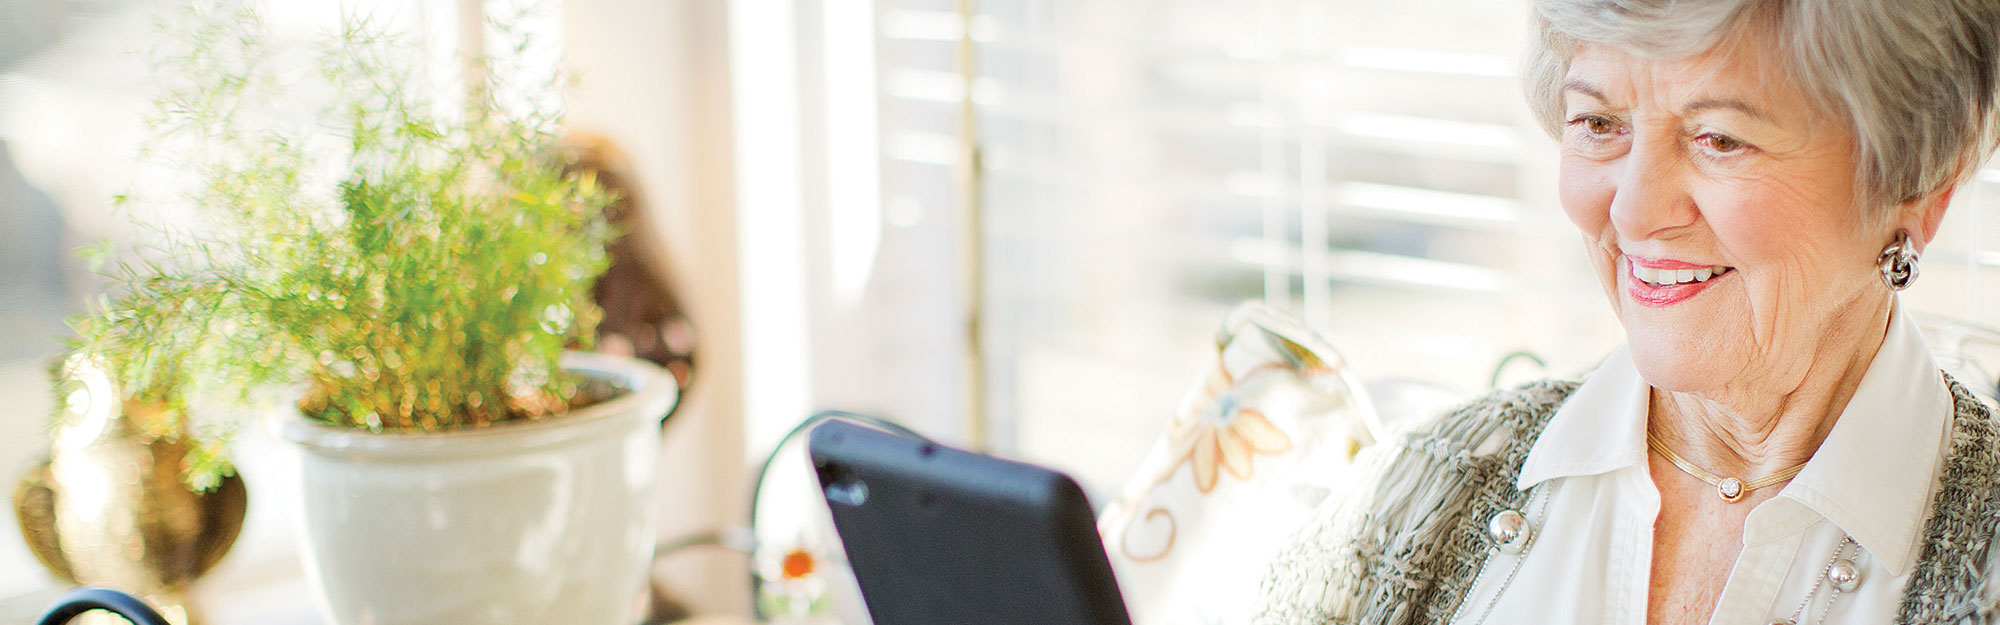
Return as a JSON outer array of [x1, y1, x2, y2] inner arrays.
[[1098, 302, 1383, 625]]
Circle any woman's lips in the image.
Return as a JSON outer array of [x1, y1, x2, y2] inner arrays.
[[1625, 257, 1733, 307], [1625, 256, 1714, 270]]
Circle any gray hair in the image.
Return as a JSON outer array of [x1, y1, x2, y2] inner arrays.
[[1525, 0, 2000, 219]]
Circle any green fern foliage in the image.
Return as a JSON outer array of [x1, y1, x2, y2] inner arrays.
[[64, 1, 615, 488]]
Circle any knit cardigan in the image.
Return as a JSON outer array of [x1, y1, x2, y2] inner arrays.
[[1253, 377, 2000, 625]]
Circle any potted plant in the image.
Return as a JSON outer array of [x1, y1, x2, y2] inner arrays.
[[101, 5, 678, 623]]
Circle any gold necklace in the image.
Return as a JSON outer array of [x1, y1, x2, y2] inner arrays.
[[1645, 433, 1808, 503]]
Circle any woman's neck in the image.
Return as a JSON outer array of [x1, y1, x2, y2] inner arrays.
[[1646, 301, 1894, 478]]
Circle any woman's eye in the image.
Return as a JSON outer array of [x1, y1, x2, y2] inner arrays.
[[1567, 115, 1618, 136], [1697, 132, 1748, 154]]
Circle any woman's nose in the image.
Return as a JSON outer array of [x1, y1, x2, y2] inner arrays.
[[1607, 137, 1698, 240]]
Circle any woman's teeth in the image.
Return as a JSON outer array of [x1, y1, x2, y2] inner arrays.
[[1633, 265, 1729, 287]]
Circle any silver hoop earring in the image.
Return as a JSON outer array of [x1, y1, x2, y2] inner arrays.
[[1878, 230, 1919, 291]]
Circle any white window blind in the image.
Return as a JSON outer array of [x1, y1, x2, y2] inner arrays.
[[786, 0, 2000, 493]]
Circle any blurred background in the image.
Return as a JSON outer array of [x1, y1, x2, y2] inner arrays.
[[2, 0, 1998, 620]]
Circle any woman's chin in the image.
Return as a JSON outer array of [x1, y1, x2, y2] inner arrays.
[[1626, 331, 1736, 395]]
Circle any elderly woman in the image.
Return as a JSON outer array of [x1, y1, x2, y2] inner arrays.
[[1256, 0, 2000, 624]]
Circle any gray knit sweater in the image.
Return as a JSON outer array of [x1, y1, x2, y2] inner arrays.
[[1254, 377, 2000, 625]]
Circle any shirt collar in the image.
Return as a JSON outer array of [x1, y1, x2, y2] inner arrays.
[[1516, 343, 1650, 490], [1515, 303, 1950, 574]]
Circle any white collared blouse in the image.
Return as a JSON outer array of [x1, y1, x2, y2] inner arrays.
[[1448, 302, 1956, 625]]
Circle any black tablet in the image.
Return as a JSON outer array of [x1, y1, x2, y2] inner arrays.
[[807, 419, 1133, 625]]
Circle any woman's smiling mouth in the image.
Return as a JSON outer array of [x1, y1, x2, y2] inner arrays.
[[1626, 256, 1735, 306]]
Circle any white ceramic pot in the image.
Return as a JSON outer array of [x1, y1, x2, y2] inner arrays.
[[281, 352, 677, 625]]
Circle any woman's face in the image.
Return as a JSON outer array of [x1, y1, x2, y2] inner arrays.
[[1558, 40, 1899, 394]]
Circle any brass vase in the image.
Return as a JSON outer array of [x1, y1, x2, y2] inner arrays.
[[12, 396, 248, 625]]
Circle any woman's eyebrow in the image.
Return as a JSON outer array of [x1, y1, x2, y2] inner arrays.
[[1683, 98, 1773, 122], [1561, 79, 1608, 103]]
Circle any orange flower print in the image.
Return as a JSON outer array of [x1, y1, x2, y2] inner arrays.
[[780, 548, 817, 580], [755, 533, 830, 618], [1164, 358, 1294, 493]]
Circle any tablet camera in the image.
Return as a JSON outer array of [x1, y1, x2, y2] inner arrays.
[[817, 463, 870, 507], [824, 480, 868, 507]]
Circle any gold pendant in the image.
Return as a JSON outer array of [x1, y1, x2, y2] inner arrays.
[[1717, 476, 1745, 502]]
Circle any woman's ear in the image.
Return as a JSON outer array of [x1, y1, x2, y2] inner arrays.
[[1898, 180, 1958, 251]]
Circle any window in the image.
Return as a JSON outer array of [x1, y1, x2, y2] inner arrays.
[[755, 0, 2000, 495]]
